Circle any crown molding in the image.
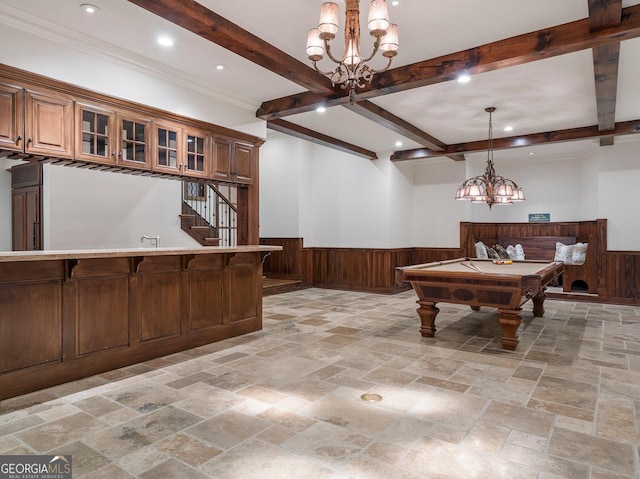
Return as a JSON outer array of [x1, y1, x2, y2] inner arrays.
[[0, 4, 258, 112]]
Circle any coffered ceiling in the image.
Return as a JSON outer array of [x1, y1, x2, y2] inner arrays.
[[1, 0, 639, 163]]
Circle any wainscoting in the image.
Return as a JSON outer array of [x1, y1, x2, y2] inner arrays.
[[261, 220, 639, 304]]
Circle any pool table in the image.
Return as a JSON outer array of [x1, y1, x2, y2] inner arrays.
[[396, 258, 563, 351]]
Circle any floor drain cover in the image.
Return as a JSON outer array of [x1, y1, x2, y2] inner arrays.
[[360, 393, 383, 402]]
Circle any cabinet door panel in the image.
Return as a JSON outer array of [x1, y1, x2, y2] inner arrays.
[[0, 83, 23, 153], [11, 186, 40, 251], [117, 113, 151, 169], [211, 138, 232, 181], [234, 142, 254, 184], [153, 121, 183, 174], [25, 89, 74, 158], [75, 102, 116, 165], [184, 126, 209, 178], [0, 281, 62, 373]]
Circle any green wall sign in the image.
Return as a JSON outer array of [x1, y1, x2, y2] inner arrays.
[[529, 213, 550, 223]]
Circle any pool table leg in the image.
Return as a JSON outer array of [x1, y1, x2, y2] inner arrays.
[[416, 301, 439, 337], [497, 308, 522, 351], [531, 289, 547, 317]]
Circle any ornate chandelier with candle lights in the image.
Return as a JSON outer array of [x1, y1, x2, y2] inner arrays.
[[306, 0, 399, 104], [455, 107, 525, 208]]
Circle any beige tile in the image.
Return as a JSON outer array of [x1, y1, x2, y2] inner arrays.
[[79, 463, 136, 479], [548, 427, 636, 476], [186, 410, 271, 450], [340, 456, 424, 479], [118, 446, 168, 475], [84, 406, 200, 459], [199, 438, 335, 479], [301, 395, 397, 436], [480, 401, 554, 437], [139, 458, 209, 479], [16, 412, 107, 453], [154, 433, 222, 466], [281, 421, 371, 467]]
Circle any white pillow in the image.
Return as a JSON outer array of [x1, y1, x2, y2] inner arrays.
[[506, 244, 526, 260], [475, 241, 488, 259], [554, 242, 575, 264], [572, 242, 588, 265]]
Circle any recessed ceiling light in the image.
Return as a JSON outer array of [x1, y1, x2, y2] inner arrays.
[[215, 64, 226, 71], [316, 106, 326, 113], [157, 36, 174, 47], [391, 0, 401, 6], [457, 74, 471, 83], [80, 4, 100, 14], [395, 141, 403, 147], [504, 126, 514, 132], [529, 151, 535, 156]]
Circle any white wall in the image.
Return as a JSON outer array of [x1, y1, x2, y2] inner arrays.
[[408, 158, 467, 248], [597, 137, 640, 250], [44, 165, 197, 250], [258, 133, 640, 251], [259, 134, 304, 238], [0, 159, 22, 250]]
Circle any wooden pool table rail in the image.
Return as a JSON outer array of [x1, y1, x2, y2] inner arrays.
[[396, 258, 564, 350]]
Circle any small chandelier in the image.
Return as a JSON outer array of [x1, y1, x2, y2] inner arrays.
[[306, 0, 399, 104], [455, 107, 525, 208]]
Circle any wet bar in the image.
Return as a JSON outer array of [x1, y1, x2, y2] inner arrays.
[[0, 245, 279, 400]]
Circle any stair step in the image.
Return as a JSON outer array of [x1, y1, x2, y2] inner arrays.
[[179, 214, 195, 218], [191, 226, 211, 231]]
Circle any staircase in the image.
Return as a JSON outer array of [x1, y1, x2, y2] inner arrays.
[[180, 180, 237, 246]]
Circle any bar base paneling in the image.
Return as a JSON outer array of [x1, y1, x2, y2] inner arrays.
[[0, 246, 278, 400]]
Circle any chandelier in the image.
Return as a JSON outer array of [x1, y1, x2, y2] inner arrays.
[[455, 107, 525, 208], [306, 0, 399, 104]]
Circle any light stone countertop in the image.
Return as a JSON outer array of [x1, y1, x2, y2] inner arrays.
[[0, 245, 281, 262]]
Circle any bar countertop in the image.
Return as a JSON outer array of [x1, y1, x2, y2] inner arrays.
[[0, 245, 281, 262]]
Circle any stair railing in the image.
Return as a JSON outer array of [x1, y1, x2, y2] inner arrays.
[[181, 180, 237, 246]]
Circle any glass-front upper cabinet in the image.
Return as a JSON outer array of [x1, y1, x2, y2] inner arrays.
[[116, 111, 151, 170], [184, 126, 209, 178], [153, 120, 183, 174], [74, 102, 115, 164]]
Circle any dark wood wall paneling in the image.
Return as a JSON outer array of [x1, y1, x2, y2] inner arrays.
[[261, 219, 639, 304], [0, 250, 265, 400]]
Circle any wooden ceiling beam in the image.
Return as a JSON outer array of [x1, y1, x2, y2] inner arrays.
[[267, 119, 378, 160], [127, 0, 435, 156], [391, 119, 640, 161], [589, 0, 623, 147], [126, 0, 336, 95], [258, 3, 640, 117]]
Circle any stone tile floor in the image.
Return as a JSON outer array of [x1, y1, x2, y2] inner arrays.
[[1, 288, 639, 478]]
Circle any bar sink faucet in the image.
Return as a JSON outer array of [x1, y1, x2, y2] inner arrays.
[[140, 235, 160, 248]]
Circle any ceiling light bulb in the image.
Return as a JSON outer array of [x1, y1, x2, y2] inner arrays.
[[215, 64, 226, 71], [395, 141, 403, 147], [504, 126, 514, 132], [316, 106, 326, 113], [81, 4, 99, 14], [157, 36, 174, 47], [457, 74, 471, 83]]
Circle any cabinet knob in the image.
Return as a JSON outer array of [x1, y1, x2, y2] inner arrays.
[[15, 134, 22, 146], [27, 137, 33, 144]]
